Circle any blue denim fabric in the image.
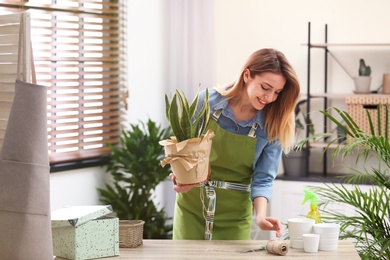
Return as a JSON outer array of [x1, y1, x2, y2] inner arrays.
[[197, 88, 282, 202]]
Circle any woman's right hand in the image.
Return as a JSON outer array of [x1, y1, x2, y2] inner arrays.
[[169, 173, 197, 193]]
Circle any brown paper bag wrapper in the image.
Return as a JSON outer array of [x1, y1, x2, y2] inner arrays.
[[266, 240, 289, 256], [159, 129, 215, 185]]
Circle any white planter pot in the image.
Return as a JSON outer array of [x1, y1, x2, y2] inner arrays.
[[353, 76, 372, 93]]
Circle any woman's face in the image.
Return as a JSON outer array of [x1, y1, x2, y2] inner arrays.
[[244, 70, 286, 110]]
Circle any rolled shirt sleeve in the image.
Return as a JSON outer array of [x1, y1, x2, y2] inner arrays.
[[250, 137, 282, 202]]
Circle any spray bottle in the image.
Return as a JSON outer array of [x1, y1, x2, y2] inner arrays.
[[301, 189, 321, 223]]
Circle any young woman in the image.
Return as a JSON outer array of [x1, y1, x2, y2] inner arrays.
[[169, 48, 300, 240]]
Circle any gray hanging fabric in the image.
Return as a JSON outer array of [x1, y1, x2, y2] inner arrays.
[[0, 13, 53, 260]]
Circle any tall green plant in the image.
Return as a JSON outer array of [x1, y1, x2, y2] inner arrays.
[[297, 105, 390, 259], [97, 119, 173, 239], [164, 89, 210, 142]]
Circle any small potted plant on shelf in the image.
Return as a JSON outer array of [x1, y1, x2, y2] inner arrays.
[[282, 99, 314, 177], [159, 89, 215, 185], [353, 58, 372, 94]]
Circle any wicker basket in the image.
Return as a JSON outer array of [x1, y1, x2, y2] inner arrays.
[[119, 220, 144, 248]]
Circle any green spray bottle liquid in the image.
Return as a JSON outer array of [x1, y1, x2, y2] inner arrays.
[[301, 189, 321, 223]]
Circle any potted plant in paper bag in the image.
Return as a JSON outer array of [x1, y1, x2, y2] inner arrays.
[[159, 89, 215, 185]]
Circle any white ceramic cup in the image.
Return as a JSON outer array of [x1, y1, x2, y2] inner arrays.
[[288, 218, 315, 237], [288, 218, 315, 249], [303, 233, 320, 253]]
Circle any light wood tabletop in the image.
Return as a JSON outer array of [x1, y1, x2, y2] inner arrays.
[[105, 239, 361, 259]]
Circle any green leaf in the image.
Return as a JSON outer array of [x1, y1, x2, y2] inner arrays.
[[176, 90, 192, 140], [99, 119, 172, 238], [169, 93, 185, 141], [164, 88, 211, 141]]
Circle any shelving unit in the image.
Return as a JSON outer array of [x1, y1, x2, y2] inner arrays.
[[304, 22, 390, 177]]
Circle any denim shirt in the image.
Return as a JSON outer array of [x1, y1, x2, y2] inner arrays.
[[198, 88, 282, 202]]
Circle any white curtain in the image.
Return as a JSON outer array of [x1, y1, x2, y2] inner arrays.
[[167, 0, 215, 100]]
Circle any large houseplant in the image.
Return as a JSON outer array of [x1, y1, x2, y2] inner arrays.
[[97, 119, 173, 239], [296, 105, 390, 259], [159, 89, 215, 185]]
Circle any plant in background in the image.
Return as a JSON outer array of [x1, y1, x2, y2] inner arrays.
[[358, 58, 372, 76], [294, 99, 315, 142], [97, 119, 173, 239], [296, 105, 390, 259], [164, 89, 210, 142]]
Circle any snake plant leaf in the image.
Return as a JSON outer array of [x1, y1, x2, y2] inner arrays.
[[169, 93, 186, 142], [192, 89, 209, 137], [201, 89, 210, 134], [164, 88, 211, 142], [189, 91, 200, 118], [176, 90, 192, 140], [164, 94, 171, 121]]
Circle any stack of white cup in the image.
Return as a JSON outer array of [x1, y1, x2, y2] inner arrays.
[[287, 218, 315, 249], [313, 223, 340, 251]]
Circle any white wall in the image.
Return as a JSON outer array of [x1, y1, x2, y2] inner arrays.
[[50, 167, 107, 211], [50, 0, 390, 213], [213, 0, 390, 174], [50, 0, 171, 211]]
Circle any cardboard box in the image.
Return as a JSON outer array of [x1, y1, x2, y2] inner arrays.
[[51, 205, 119, 260], [346, 95, 390, 136]]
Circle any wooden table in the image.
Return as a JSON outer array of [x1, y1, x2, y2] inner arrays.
[[107, 239, 361, 259]]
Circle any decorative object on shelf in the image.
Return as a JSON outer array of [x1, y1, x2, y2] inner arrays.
[[296, 105, 390, 259], [97, 119, 173, 239], [159, 89, 215, 185], [353, 58, 372, 94], [382, 73, 390, 94], [282, 99, 313, 177], [346, 95, 390, 137]]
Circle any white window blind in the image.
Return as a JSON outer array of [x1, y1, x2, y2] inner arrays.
[[0, 0, 128, 165]]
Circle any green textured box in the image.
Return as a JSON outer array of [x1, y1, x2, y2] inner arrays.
[[51, 205, 119, 260]]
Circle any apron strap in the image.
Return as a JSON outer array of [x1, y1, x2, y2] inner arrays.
[[201, 180, 251, 240], [212, 109, 259, 138], [212, 109, 222, 121], [248, 122, 259, 138]]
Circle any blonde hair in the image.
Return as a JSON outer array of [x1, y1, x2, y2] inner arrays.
[[217, 48, 300, 153]]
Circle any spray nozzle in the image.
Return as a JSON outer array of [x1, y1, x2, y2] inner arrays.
[[301, 189, 318, 207]]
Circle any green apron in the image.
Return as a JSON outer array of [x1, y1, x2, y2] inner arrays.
[[173, 110, 257, 240]]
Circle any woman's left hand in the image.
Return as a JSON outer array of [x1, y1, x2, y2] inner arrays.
[[257, 217, 282, 238]]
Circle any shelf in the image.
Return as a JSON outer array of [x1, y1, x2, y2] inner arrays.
[[302, 43, 390, 48], [303, 93, 389, 99], [304, 22, 390, 177], [309, 93, 348, 99], [309, 142, 339, 149]]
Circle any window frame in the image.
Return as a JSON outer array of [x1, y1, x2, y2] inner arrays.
[[0, 1, 127, 172]]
